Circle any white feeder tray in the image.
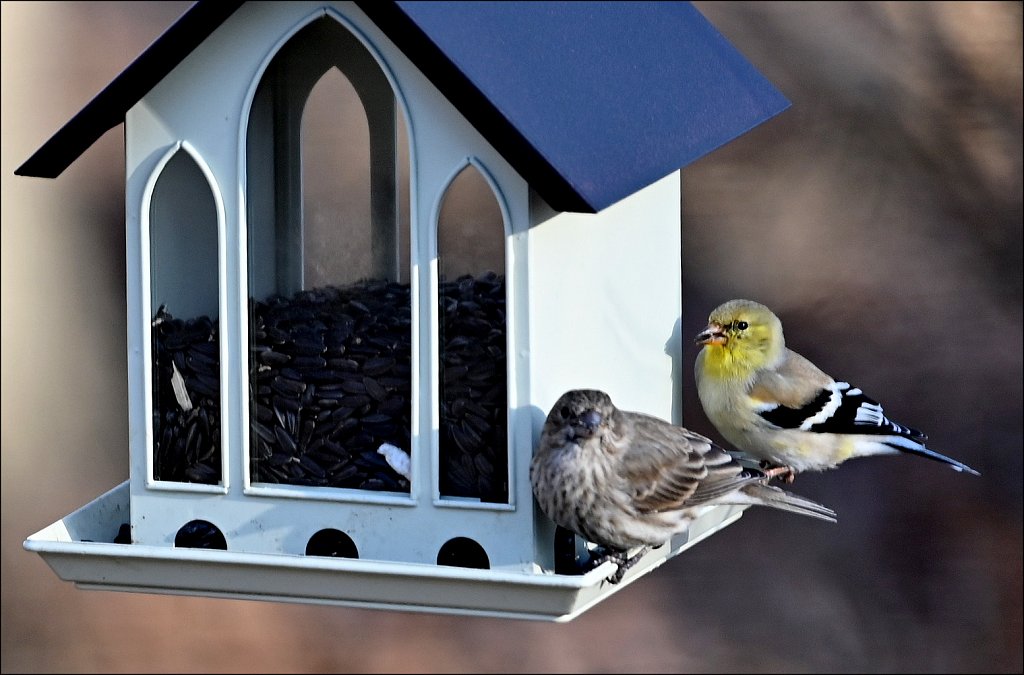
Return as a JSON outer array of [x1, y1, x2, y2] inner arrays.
[[24, 481, 747, 622]]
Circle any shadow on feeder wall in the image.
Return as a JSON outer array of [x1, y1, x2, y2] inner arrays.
[[666, 316, 684, 425]]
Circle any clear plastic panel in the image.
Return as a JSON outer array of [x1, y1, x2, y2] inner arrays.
[[436, 165, 509, 503], [246, 17, 411, 492], [150, 150, 222, 484]]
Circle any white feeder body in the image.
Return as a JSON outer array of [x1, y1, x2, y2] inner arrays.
[[20, 0, 791, 620]]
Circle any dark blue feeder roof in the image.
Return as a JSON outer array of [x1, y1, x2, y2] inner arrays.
[[16, 1, 790, 213]]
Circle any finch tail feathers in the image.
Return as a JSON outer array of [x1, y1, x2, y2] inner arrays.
[[739, 484, 838, 523], [880, 436, 980, 475]]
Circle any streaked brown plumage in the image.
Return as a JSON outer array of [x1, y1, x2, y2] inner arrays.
[[530, 389, 837, 581]]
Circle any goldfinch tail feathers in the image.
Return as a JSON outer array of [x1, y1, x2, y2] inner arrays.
[[882, 435, 980, 475]]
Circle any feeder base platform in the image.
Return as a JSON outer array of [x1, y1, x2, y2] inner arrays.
[[24, 481, 747, 621]]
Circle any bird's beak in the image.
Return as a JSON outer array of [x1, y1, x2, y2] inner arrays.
[[579, 409, 602, 432], [568, 409, 603, 440], [695, 322, 727, 346]]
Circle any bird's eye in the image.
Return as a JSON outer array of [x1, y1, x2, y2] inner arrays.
[[559, 406, 571, 419], [735, 321, 749, 331]]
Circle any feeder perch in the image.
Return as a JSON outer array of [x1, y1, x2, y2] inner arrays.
[[19, 1, 788, 621]]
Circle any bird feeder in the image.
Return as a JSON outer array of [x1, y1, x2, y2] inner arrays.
[[19, 1, 788, 621]]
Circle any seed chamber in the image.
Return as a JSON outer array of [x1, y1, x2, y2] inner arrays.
[[144, 14, 519, 504], [149, 147, 224, 486], [437, 166, 509, 503]]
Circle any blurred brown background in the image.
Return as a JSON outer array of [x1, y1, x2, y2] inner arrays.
[[2, 2, 1020, 672]]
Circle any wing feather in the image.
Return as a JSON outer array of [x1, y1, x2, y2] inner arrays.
[[750, 350, 925, 441], [618, 413, 761, 513]]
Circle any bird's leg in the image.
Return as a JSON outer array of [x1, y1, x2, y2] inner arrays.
[[610, 546, 651, 584], [761, 461, 798, 484], [585, 545, 623, 570], [588, 545, 651, 585]]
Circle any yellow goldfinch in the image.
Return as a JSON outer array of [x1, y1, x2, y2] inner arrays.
[[694, 299, 979, 479]]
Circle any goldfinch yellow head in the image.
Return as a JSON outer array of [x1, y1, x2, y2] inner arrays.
[[695, 299, 785, 377]]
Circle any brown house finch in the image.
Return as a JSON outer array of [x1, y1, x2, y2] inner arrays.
[[530, 389, 837, 582]]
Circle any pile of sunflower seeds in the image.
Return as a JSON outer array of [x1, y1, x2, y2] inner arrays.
[[151, 273, 507, 502], [152, 311, 221, 484], [438, 272, 508, 502]]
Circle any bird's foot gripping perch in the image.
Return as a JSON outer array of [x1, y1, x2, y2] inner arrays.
[[552, 527, 650, 583], [588, 545, 651, 585], [761, 463, 798, 484]]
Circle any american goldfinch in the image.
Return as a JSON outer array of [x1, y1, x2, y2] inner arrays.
[[694, 299, 979, 479], [530, 389, 837, 583]]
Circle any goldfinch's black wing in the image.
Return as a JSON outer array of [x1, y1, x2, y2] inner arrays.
[[754, 380, 926, 441]]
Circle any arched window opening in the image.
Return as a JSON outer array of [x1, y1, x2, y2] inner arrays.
[[150, 149, 221, 485], [302, 67, 372, 289], [436, 165, 508, 503], [246, 17, 411, 493]]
